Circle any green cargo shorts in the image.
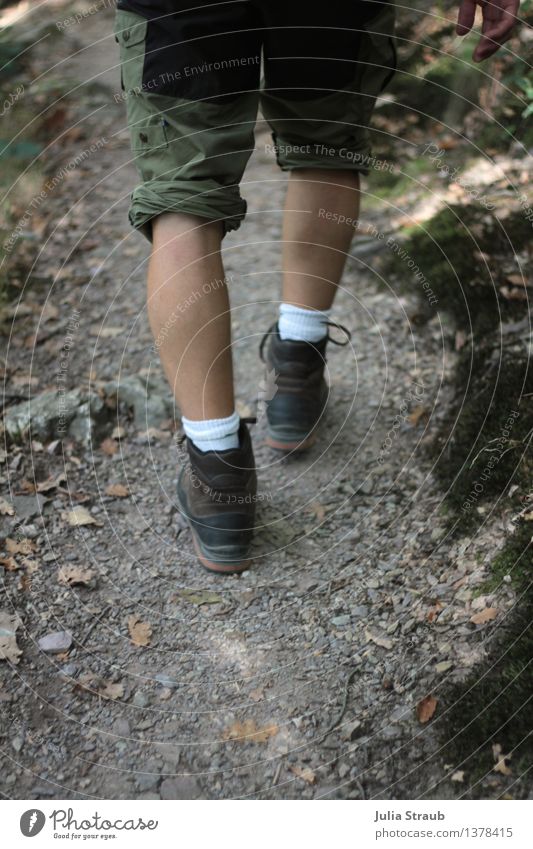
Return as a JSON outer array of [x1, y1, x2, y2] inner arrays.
[[114, 1, 396, 240]]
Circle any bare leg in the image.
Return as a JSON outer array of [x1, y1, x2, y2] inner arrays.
[[282, 169, 360, 310], [147, 213, 234, 421]]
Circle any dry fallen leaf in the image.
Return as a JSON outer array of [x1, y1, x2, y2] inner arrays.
[[127, 615, 152, 647], [105, 483, 130, 498], [36, 473, 66, 493], [222, 719, 278, 743], [20, 556, 40, 574], [307, 501, 326, 522], [492, 743, 512, 776], [470, 607, 498, 625], [0, 555, 20, 572], [0, 611, 22, 664], [57, 566, 95, 586], [6, 538, 37, 555], [408, 406, 429, 427], [249, 688, 264, 703], [99, 681, 124, 700], [427, 602, 443, 622], [176, 589, 224, 606], [417, 694, 438, 724], [290, 765, 316, 784], [65, 506, 100, 527], [100, 437, 118, 456], [365, 629, 393, 650], [0, 497, 15, 516], [451, 770, 465, 783]]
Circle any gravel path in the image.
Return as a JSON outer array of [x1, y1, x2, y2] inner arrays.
[[1, 6, 517, 800]]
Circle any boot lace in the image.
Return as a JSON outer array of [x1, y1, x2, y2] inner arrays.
[[259, 320, 352, 362]]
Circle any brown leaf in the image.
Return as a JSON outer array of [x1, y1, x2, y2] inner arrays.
[[99, 681, 124, 700], [0, 555, 20, 572], [492, 743, 512, 776], [470, 607, 498, 625], [57, 566, 95, 586], [6, 538, 36, 555], [0, 497, 15, 516], [65, 506, 100, 527], [36, 472, 66, 493], [417, 694, 438, 724], [0, 611, 22, 664], [20, 557, 40, 574], [408, 406, 429, 427], [427, 602, 443, 622], [105, 483, 130, 498], [249, 688, 264, 703], [222, 719, 278, 743], [290, 765, 316, 784], [127, 615, 152, 647], [307, 501, 326, 522], [100, 438, 118, 456], [506, 274, 527, 287], [365, 629, 393, 650]]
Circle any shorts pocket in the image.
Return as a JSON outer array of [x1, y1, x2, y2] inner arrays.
[[131, 119, 169, 152], [114, 10, 147, 93]]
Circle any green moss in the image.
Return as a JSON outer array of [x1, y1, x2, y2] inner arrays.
[[439, 520, 533, 796], [433, 346, 533, 524]]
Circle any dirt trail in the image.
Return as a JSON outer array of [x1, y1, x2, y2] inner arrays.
[[1, 6, 515, 800]]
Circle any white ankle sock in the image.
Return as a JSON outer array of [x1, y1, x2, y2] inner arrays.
[[182, 410, 240, 452], [278, 303, 331, 343]]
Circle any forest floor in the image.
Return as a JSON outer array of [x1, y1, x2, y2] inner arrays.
[[1, 1, 531, 799]]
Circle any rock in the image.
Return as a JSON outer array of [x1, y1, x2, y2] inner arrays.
[[104, 375, 173, 429], [5, 389, 82, 441], [6, 494, 46, 520], [68, 395, 109, 442], [132, 691, 149, 708], [159, 776, 201, 800], [331, 615, 350, 627], [12, 735, 24, 753], [135, 773, 160, 792], [38, 631, 73, 652], [5, 387, 112, 444], [114, 718, 131, 737], [154, 673, 179, 688]]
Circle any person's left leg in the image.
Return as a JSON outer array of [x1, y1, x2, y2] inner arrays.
[[259, 0, 396, 450], [281, 168, 360, 313]]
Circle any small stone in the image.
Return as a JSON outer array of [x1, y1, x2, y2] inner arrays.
[[154, 673, 179, 688], [331, 615, 350, 627], [114, 718, 131, 737], [159, 776, 201, 800], [12, 735, 24, 753], [435, 660, 453, 673], [38, 631, 73, 652], [132, 691, 149, 708]]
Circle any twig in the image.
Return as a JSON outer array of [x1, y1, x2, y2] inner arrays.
[[320, 667, 359, 743], [80, 605, 110, 648]]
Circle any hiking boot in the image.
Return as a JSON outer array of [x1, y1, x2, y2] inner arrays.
[[176, 419, 257, 573], [259, 322, 351, 452]]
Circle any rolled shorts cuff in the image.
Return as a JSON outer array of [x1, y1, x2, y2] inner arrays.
[[128, 180, 247, 241], [270, 134, 373, 175]]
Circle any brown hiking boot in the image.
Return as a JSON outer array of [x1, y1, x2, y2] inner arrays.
[[176, 419, 257, 573], [259, 322, 351, 452]]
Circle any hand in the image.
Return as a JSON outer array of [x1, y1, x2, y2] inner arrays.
[[456, 0, 520, 62]]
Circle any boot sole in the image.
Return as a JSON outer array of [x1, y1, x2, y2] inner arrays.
[[177, 494, 252, 574], [265, 430, 317, 453], [190, 527, 251, 574]]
